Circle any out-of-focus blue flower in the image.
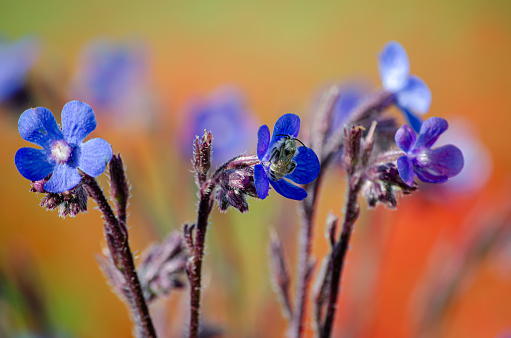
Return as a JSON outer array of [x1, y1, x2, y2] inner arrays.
[[15, 100, 113, 193], [69, 39, 153, 126], [181, 86, 257, 166], [435, 117, 492, 195], [0, 36, 39, 103], [330, 83, 366, 132], [378, 41, 431, 132], [254, 113, 320, 200], [395, 117, 464, 186]]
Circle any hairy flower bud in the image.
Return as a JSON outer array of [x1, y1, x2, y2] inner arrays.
[[34, 177, 88, 218], [109, 154, 130, 223], [214, 154, 259, 213], [343, 125, 364, 176], [361, 162, 417, 208], [193, 130, 213, 187], [137, 232, 188, 303]]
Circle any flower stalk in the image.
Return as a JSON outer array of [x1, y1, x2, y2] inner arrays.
[[288, 90, 393, 338], [82, 173, 156, 338], [186, 181, 215, 338]]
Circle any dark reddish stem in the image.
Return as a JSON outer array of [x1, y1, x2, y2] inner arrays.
[[288, 175, 323, 338], [319, 177, 362, 338], [288, 90, 394, 338], [187, 180, 216, 338], [82, 175, 156, 338]]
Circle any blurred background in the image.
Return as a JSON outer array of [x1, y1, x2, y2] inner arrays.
[[1, 1, 511, 337]]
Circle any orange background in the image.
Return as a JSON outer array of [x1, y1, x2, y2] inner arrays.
[[1, 1, 511, 337]]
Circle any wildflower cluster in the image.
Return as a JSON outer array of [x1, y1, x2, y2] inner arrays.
[[11, 39, 468, 338]]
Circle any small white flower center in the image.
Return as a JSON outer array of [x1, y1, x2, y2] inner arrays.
[[51, 140, 72, 164]]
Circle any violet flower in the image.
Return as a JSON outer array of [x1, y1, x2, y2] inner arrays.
[[69, 39, 153, 126], [436, 117, 492, 194], [395, 117, 464, 186], [330, 83, 365, 133], [15, 100, 113, 193], [181, 86, 257, 166], [0, 36, 39, 103], [378, 41, 431, 132], [254, 113, 320, 200]]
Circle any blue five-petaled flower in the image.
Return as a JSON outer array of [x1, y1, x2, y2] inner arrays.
[[378, 41, 432, 132], [395, 117, 464, 187], [254, 113, 320, 200], [15, 100, 113, 193]]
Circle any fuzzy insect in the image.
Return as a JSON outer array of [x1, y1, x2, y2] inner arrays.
[[268, 135, 307, 181]]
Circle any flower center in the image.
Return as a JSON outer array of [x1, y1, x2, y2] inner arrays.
[[267, 137, 298, 181], [50, 140, 72, 164]]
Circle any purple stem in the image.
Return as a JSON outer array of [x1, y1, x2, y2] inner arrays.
[[82, 175, 157, 338], [187, 180, 216, 338], [319, 177, 362, 338], [288, 90, 394, 338], [288, 175, 323, 338]]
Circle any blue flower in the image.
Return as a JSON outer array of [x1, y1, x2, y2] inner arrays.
[[378, 41, 431, 132], [330, 83, 365, 133], [0, 36, 39, 103], [181, 86, 257, 166], [15, 101, 113, 193], [395, 117, 464, 186], [69, 39, 153, 127], [254, 113, 320, 200], [435, 117, 492, 195]]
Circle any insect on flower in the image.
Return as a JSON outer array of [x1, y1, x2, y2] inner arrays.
[[267, 134, 307, 181], [254, 113, 320, 200]]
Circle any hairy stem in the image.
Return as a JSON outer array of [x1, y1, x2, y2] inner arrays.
[[288, 175, 323, 338], [82, 175, 156, 338], [320, 177, 362, 338], [188, 181, 215, 338], [285, 89, 393, 337]]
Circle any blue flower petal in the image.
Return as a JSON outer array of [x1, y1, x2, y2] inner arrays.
[[395, 75, 431, 115], [395, 124, 416, 153], [44, 163, 82, 193], [415, 144, 464, 178], [18, 107, 64, 148], [77, 138, 113, 177], [15, 147, 55, 181], [285, 146, 320, 184], [401, 107, 423, 134], [257, 125, 270, 160], [254, 164, 269, 199], [269, 113, 301, 146], [378, 41, 410, 92], [414, 117, 448, 149], [61, 101, 97, 144], [397, 155, 415, 186], [413, 167, 448, 184], [269, 178, 307, 200]]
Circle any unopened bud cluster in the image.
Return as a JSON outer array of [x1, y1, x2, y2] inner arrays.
[[138, 232, 188, 303], [31, 175, 88, 218], [361, 162, 417, 208], [215, 154, 260, 213]]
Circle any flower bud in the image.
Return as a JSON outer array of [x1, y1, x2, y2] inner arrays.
[[214, 154, 259, 213], [361, 162, 417, 208], [193, 130, 213, 187], [35, 180, 88, 218]]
